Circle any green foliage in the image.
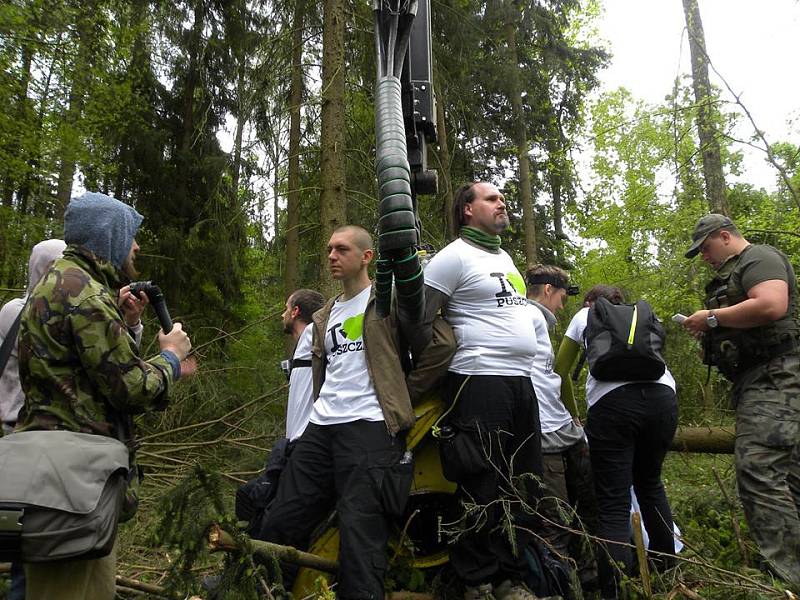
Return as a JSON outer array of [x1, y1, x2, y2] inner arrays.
[[2, 0, 799, 596], [152, 465, 285, 600], [152, 465, 231, 594]]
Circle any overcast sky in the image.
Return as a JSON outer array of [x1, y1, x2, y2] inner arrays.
[[594, 0, 800, 191]]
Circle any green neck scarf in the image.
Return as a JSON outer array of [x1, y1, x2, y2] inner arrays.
[[460, 226, 501, 251]]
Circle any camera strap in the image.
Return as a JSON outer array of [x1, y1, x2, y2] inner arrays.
[[0, 311, 23, 381]]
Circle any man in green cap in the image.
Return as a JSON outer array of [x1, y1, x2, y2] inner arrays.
[[682, 213, 800, 585]]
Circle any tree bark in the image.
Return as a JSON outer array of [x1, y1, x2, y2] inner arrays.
[[682, 0, 729, 216], [180, 0, 205, 157], [208, 524, 339, 573], [55, 0, 99, 216], [231, 65, 246, 198], [434, 81, 454, 242], [502, 0, 537, 266], [284, 0, 306, 296], [318, 0, 347, 295], [670, 426, 734, 454]]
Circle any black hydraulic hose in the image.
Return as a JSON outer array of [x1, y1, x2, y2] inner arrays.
[[373, 0, 425, 321], [374, 76, 424, 320], [374, 11, 385, 78], [386, 13, 398, 77]]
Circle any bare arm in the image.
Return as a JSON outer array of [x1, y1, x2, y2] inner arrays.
[[683, 279, 789, 335]]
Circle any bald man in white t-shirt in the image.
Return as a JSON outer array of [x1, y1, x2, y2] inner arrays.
[[260, 225, 455, 600]]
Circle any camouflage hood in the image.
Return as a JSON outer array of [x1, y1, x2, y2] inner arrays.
[[64, 192, 143, 270]]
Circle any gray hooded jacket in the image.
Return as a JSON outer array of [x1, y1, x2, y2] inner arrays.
[[0, 239, 67, 430]]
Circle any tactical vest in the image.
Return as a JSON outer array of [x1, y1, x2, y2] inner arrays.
[[703, 244, 800, 380]]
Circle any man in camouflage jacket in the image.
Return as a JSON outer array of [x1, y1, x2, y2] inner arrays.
[[17, 191, 195, 600]]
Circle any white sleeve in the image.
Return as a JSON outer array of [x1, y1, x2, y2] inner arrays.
[[564, 307, 589, 343], [129, 321, 144, 348], [423, 245, 462, 296]]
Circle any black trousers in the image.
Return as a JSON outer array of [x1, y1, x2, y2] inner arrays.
[[440, 373, 543, 586], [585, 383, 678, 598], [259, 420, 406, 600]]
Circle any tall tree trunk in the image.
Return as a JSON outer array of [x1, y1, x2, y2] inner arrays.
[[231, 0, 249, 200], [544, 102, 569, 260], [22, 33, 63, 216], [55, 0, 98, 216], [548, 155, 565, 260], [434, 80, 454, 242], [318, 0, 347, 295], [231, 62, 246, 197], [284, 0, 305, 296], [682, 0, 729, 216], [503, 1, 537, 266], [273, 134, 281, 240], [180, 0, 204, 157], [1, 43, 34, 206]]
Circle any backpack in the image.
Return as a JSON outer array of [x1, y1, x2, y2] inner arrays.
[[524, 539, 575, 600], [582, 297, 666, 382], [235, 437, 291, 535]]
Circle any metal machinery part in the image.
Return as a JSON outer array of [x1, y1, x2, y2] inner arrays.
[[372, 0, 438, 320]]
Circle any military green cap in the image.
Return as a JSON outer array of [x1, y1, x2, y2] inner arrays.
[[685, 213, 734, 258]]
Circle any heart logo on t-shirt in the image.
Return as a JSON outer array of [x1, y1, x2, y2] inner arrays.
[[506, 271, 526, 296], [341, 314, 364, 340]]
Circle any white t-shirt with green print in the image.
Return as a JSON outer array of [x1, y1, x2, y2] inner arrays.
[[309, 285, 384, 425], [424, 238, 538, 376]]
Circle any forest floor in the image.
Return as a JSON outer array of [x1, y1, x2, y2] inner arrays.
[[91, 450, 796, 600]]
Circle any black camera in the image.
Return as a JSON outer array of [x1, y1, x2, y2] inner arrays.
[[128, 281, 173, 332], [280, 359, 291, 381]]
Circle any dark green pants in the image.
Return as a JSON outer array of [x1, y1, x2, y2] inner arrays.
[[24, 541, 116, 600], [540, 439, 599, 586], [733, 352, 800, 585]]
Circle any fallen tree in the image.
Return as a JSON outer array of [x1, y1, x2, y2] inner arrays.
[[670, 426, 735, 454], [207, 523, 338, 573]]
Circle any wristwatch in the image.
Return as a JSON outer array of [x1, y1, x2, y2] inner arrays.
[[706, 311, 719, 328]]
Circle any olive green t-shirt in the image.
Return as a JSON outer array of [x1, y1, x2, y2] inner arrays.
[[735, 244, 793, 292]]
